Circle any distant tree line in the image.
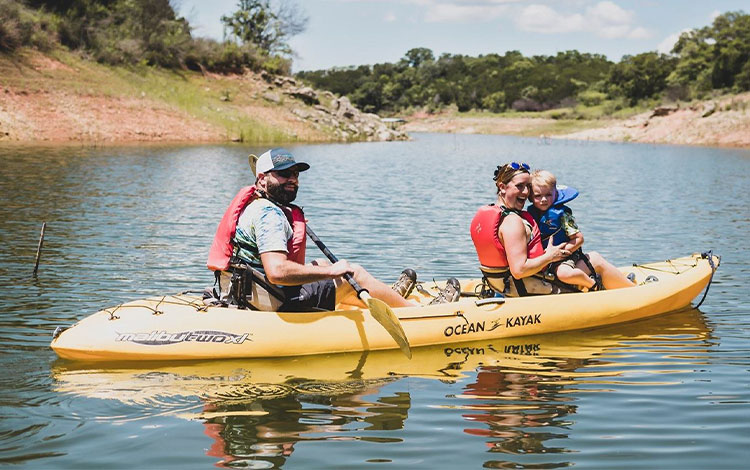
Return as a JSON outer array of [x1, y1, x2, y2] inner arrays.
[[2, 1, 747, 115], [297, 11, 750, 114], [0, 0, 306, 74]]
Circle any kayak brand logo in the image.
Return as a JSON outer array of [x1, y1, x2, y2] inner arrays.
[[444, 321, 485, 337], [115, 330, 252, 345], [506, 313, 542, 328], [488, 313, 543, 331]]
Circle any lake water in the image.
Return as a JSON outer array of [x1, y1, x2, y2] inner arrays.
[[1, 133, 749, 469]]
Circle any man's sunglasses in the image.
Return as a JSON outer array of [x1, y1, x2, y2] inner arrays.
[[273, 168, 300, 179]]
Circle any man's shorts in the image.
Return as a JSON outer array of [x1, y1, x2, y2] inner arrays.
[[279, 279, 336, 312]]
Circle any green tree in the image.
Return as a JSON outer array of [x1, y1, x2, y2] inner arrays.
[[402, 47, 434, 68], [669, 11, 750, 93], [220, 0, 307, 56], [607, 52, 676, 105]]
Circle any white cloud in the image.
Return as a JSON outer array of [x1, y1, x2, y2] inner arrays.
[[423, 1, 513, 23], [657, 29, 689, 54], [384, 11, 397, 22], [627, 26, 650, 39], [709, 10, 722, 21], [517, 4, 584, 33], [587, 1, 633, 25], [517, 1, 647, 40]]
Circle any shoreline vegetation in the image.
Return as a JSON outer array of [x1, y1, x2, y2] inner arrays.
[[0, 49, 407, 144], [1, 1, 748, 148], [2, 48, 749, 148]]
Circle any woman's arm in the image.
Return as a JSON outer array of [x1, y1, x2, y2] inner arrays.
[[500, 215, 565, 279]]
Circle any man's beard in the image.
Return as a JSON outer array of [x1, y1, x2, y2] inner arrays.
[[265, 179, 298, 205]]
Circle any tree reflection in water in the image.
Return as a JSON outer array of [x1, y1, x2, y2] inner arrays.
[[199, 377, 409, 468], [461, 366, 578, 461]]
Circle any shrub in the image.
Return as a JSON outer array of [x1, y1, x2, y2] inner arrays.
[[0, 0, 58, 52], [577, 89, 607, 106], [481, 91, 507, 113]]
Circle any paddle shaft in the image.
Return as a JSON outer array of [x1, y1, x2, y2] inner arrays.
[[304, 225, 412, 359], [305, 226, 367, 297]]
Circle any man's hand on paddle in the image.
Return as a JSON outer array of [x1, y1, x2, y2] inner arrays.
[[327, 260, 355, 278]]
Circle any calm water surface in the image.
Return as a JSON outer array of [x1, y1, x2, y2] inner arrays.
[[1, 134, 749, 469]]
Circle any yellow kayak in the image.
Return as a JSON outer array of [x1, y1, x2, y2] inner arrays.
[[52, 308, 711, 407], [50, 252, 719, 362]]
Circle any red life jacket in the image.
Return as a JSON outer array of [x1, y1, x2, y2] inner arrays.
[[470, 205, 543, 268], [207, 186, 306, 271]]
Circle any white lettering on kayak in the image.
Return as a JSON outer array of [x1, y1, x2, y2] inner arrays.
[[506, 313, 542, 328], [444, 321, 485, 337], [115, 330, 251, 346]]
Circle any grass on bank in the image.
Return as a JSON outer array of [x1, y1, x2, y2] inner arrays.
[[0, 48, 293, 143]]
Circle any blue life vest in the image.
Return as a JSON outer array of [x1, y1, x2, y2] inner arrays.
[[527, 186, 578, 248]]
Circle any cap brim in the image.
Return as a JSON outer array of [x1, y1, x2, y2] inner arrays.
[[272, 162, 310, 172]]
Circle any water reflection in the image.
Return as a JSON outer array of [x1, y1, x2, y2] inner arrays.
[[49, 307, 711, 468], [2, 138, 747, 468], [199, 383, 410, 468]]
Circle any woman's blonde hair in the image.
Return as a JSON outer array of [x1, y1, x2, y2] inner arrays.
[[531, 169, 557, 187]]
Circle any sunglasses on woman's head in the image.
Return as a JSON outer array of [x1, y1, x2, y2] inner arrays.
[[494, 161, 531, 180], [508, 161, 530, 171]]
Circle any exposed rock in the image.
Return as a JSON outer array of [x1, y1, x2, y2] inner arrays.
[[273, 76, 297, 87], [284, 86, 319, 105], [336, 96, 357, 119], [262, 92, 282, 104], [651, 106, 678, 118], [702, 102, 717, 118], [292, 108, 312, 119]]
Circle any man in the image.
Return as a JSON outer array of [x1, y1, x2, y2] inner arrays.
[[207, 147, 420, 312]]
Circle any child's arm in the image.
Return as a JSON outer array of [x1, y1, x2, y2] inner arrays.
[[561, 210, 583, 252], [565, 231, 584, 252]]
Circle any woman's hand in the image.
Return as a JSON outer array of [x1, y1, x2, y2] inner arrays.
[[546, 240, 568, 262]]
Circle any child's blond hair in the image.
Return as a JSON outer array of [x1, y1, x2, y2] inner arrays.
[[531, 169, 557, 188]]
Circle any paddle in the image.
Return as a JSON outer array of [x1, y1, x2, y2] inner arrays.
[[305, 226, 412, 359]]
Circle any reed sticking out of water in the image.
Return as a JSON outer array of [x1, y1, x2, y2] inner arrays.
[[33, 222, 46, 278]]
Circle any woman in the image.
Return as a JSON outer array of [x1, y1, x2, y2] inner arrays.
[[470, 162, 632, 296]]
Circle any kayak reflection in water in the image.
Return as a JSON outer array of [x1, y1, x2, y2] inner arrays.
[[470, 162, 633, 297], [206, 147, 418, 312]]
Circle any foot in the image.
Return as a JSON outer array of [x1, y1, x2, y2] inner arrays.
[[589, 273, 603, 291], [391, 268, 417, 299], [429, 277, 461, 305]]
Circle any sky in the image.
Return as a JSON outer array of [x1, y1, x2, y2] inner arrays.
[[177, 0, 748, 72]]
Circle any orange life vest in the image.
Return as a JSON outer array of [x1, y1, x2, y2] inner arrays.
[[207, 186, 306, 271], [470, 205, 543, 268]]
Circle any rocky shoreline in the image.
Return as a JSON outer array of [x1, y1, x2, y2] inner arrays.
[[402, 92, 750, 148], [2, 51, 748, 148], [0, 50, 406, 144]]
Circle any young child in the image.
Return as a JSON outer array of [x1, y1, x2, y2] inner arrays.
[[528, 170, 599, 291]]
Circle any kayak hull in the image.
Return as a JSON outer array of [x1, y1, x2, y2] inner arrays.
[[50, 253, 719, 361]]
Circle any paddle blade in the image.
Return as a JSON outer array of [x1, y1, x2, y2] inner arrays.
[[365, 297, 412, 359]]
